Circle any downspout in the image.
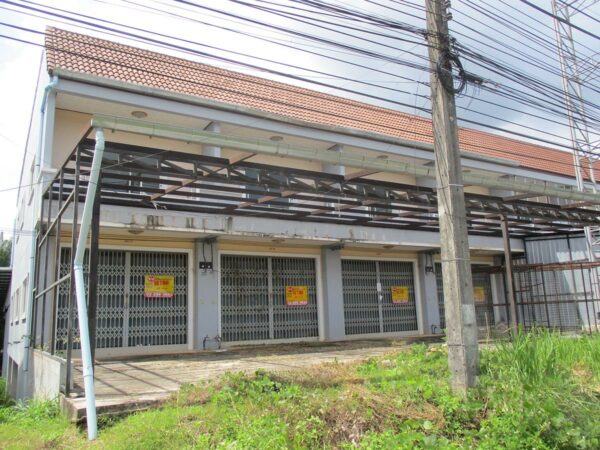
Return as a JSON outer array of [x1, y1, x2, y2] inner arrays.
[[23, 75, 58, 373], [73, 128, 104, 441]]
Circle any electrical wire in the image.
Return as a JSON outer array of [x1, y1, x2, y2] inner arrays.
[[114, 0, 587, 132], [2, 31, 597, 180], [520, 0, 600, 41], [34, 28, 600, 156], [18, 0, 600, 131], [1, 0, 600, 163]]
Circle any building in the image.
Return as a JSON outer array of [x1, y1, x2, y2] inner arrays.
[[3, 27, 600, 400]]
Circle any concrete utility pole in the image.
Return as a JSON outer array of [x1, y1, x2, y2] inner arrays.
[[425, 0, 479, 392]]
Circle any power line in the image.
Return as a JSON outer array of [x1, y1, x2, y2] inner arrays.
[[3, 1, 600, 162], [2, 29, 597, 175], [476, 0, 599, 60], [457, 1, 600, 97], [566, 0, 600, 24], [455, 2, 589, 84], [520, 0, 600, 41], [6, 16, 592, 156], [133, 0, 600, 125], [226, 0, 600, 125], [0, 2, 567, 136], [115, 0, 588, 132], [167, 0, 600, 127]]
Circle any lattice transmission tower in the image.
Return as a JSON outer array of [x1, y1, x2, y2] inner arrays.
[[551, 0, 600, 261]]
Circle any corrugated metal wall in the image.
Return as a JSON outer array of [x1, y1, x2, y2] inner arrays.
[[521, 236, 594, 329]]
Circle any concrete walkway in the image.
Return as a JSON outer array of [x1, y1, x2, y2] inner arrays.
[[63, 337, 439, 420]]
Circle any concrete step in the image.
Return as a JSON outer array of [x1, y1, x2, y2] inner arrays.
[[61, 392, 172, 422]]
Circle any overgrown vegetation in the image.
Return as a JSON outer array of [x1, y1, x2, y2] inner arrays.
[[1, 330, 599, 449]]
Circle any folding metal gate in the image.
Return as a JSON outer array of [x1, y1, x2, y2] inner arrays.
[[436, 263, 495, 330], [128, 252, 188, 347], [342, 259, 419, 336], [56, 248, 188, 351], [220, 255, 319, 342]]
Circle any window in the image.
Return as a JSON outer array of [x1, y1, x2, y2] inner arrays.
[[10, 292, 15, 323], [21, 276, 28, 321], [28, 159, 35, 205], [12, 287, 20, 323]]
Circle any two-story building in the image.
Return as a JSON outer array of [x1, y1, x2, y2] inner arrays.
[[4, 27, 600, 400]]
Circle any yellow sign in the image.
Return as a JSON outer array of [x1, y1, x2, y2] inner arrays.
[[391, 286, 409, 304], [285, 285, 308, 306], [473, 286, 486, 304], [144, 275, 175, 298]]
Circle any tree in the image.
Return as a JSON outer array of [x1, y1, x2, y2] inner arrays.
[[0, 240, 11, 267]]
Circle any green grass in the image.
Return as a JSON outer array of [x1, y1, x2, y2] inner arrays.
[[1, 330, 599, 449]]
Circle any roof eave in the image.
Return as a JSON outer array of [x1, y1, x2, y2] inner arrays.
[[51, 68, 521, 169]]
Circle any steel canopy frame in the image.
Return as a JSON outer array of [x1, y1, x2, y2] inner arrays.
[[44, 140, 600, 237], [43, 138, 600, 238]]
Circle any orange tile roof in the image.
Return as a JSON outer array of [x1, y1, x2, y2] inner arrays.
[[45, 27, 590, 180]]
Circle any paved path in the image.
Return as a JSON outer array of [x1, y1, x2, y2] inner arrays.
[[64, 338, 438, 420]]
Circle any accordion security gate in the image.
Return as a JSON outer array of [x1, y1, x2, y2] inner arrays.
[[220, 255, 319, 342], [436, 263, 495, 330], [56, 248, 188, 351], [341, 259, 419, 336]]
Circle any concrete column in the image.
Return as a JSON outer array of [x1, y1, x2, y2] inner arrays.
[[41, 83, 56, 173], [195, 239, 220, 348], [320, 247, 346, 341], [417, 252, 442, 334], [489, 188, 513, 199], [203, 122, 221, 157], [322, 144, 345, 176], [416, 176, 436, 190]]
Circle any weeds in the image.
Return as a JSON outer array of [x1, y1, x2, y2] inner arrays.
[[478, 329, 600, 449], [0, 378, 12, 408], [0, 397, 59, 424]]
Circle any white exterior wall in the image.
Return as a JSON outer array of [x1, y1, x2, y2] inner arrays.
[[4, 58, 56, 398]]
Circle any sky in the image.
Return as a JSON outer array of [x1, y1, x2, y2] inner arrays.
[[0, 0, 598, 239]]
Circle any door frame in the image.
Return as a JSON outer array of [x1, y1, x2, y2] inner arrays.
[[58, 243, 194, 357], [218, 250, 324, 345], [340, 256, 422, 339]]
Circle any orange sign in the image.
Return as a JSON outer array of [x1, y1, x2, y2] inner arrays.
[[144, 275, 175, 298], [473, 287, 486, 304], [285, 285, 308, 306], [391, 286, 409, 304]]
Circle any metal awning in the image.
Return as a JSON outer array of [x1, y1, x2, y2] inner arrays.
[[43, 138, 600, 238]]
